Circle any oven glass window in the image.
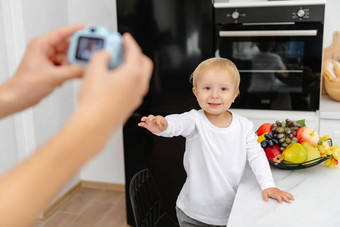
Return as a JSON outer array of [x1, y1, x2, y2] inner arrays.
[[215, 33, 322, 111], [230, 40, 304, 94]]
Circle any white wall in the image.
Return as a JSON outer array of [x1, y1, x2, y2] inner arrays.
[[67, 0, 125, 184], [0, 0, 123, 209], [12, 0, 80, 203], [0, 1, 19, 174], [323, 0, 340, 48], [0, 0, 78, 212]]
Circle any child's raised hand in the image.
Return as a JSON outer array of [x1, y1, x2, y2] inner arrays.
[[262, 187, 294, 204], [138, 115, 168, 133]]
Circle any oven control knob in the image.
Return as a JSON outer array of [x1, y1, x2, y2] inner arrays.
[[297, 9, 305, 18], [232, 11, 240, 20]]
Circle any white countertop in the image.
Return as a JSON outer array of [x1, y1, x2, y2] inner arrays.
[[228, 164, 340, 227], [320, 94, 340, 119]]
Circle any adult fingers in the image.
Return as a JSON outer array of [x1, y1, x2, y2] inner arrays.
[[42, 24, 86, 46], [120, 33, 153, 96], [51, 65, 84, 85], [122, 32, 153, 76], [86, 50, 111, 77], [122, 33, 143, 66], [139, 55, 153, 96]]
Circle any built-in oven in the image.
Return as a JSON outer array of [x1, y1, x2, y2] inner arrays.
[[214, 1, 325, 111]]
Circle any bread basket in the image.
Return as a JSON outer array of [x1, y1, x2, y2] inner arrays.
[[324, 76, 340, 102], [322, 31, 340, 99], [323, 59, 340, 102]]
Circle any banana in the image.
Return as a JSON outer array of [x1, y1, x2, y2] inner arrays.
[[322, 135, 330, 141], [325, 158, 332, 167], [316, 135, 340, 168]]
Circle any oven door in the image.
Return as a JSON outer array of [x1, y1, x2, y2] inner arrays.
[[215, 23, 323, 111]]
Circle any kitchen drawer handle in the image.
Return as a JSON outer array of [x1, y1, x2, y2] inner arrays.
[[219, 30, 317, 37]]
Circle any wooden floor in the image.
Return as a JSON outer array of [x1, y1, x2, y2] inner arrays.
[[34, 186, 132, 227]]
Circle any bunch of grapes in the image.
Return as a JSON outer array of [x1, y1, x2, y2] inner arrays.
[[260, 132, 279, 148], [270, 119, 302, 151]]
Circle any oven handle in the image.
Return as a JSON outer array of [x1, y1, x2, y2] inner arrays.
[[219, 30, 317, 37]]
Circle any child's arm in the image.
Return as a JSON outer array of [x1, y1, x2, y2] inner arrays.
[[138, 115, 168, 133], [244, 120, 294, 204], [262, 187, 294, 204]]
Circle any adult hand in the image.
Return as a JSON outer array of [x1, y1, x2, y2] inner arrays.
[[77, 32, 153, 125], [0, 24, 85, 117]]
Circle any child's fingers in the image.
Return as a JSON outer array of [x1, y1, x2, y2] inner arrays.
[[282, 195, 292, 204], [140, 115, 155, 124], [262, 192, 269, 202], [140, 116, 148, 122], [139, 115, 153, 128], [161, 118, 167, 127], [147, 115, 155, 123], [287, 192, 294, 200], [138, 122, 146, 127], [283, 192, 294, 203], [138, 116, 149, 127], [276, 196, 283, 204], [155, 116, 165, 128]]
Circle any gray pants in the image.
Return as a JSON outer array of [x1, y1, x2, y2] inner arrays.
[[176, 207, 227, 227]]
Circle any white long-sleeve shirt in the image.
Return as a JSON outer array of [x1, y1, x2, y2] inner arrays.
[[156, 109, 275, 225]]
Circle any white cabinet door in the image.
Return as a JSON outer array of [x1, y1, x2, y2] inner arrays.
[[319, 119, 340, 146]]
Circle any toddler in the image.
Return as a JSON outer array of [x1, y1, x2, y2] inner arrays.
[[138, 57, 294, 227]]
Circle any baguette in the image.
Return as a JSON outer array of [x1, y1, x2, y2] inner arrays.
[[322, 59, 340, 82], [333, 60, 340, 78]]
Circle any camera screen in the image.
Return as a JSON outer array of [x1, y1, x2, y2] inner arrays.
[[75, 36, 104, 61]]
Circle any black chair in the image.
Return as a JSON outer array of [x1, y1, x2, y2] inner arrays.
[[129, 169, 179, 227]]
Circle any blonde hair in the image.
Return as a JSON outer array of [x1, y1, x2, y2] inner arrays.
[[190, 57, 240, 90]]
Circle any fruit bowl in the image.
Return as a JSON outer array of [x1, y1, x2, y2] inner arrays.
[[268, 155, 331, 170], [258, 119, 340, 169], [268, 138, 333, 170]]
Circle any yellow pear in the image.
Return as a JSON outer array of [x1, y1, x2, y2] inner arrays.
[[282, 143, 307, 164]]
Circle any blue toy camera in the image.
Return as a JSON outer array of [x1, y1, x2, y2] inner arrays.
[[67, 26, 124, 69]]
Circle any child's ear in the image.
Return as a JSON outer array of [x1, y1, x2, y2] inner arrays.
[[233, 90, 240, 102], [192, 87, 198, 98]]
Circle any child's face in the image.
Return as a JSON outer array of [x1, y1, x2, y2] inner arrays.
[[193, 69, 239, 116]]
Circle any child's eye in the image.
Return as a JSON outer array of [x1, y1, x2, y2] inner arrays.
[[221, 87, 228, 91], [204, 87, 211, 90]]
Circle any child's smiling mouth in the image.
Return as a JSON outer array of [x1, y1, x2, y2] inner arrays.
[[208, 102, 221, 107]]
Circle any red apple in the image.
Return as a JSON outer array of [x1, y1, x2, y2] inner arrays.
[[296, 126, 319, 146], [264, 145, 283, 162], [257, 123, 272, 136]]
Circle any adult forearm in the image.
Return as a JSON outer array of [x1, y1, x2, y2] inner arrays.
[[0, 106, 125, 226], [0, 78, 23, 118]]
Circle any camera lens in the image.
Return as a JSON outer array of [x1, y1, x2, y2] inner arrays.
[[90, 28, 96, 32]]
